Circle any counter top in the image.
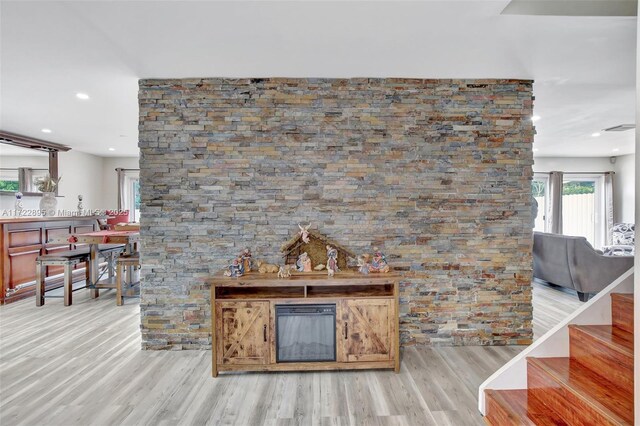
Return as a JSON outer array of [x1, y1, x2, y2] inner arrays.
[[210, 270, 402, 287], [0, 215, 105, 224]]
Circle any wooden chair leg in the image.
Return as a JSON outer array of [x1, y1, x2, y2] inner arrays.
[[64, 263, 73, 306], [36, 261, 45, 307], [116, 262, 123, 306]]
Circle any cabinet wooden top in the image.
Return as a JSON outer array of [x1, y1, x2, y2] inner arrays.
[[210, 271, 401, 287], [0, 215, 105, 224]]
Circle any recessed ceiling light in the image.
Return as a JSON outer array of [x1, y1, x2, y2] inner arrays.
[[532, 148, 539, 152], [41, 128, 52, 133], [76, 92, 90, 100], [531, 115, 541, 122], [591, 132, 601, 137], [108, 147, 115, 151], [612, 148, 620, 152]]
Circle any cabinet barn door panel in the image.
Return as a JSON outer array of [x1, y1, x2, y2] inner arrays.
[[340, 299, 394, 362], [216, 301, 270, 365]]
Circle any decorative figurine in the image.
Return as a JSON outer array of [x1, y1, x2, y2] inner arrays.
[[357, 255, 370, 275], [314, 264, 326, 271], [240, 248, 252, 272], [15, 192, 23, 216], [77, 194, 84, 214], [298, 223, 311, 244], [326, 245, 339, 276], [224, 256, 245, 277], [277, 264, 294, 279], [256, 260, 279, 274], [296, 252, 312, 272], [369, 247, 390, 273]]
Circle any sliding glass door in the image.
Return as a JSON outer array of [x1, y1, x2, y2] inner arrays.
[[532, 175, 548, 232], [129, 178, 140, 222], [561, 175, 604, 248], [118, 169, 140, 223], [533, 173, 607, 248]]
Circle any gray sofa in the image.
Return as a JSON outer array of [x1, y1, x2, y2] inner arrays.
[[533, 232, 634, 301]]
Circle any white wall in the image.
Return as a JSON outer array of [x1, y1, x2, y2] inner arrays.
[[100, 156, 140, 210], [533, 156, 614, 173], [0, 154, 49, 169], [635, 14, 640, 423], [56, 150, 104, 212], [613, 153, 635, 223]]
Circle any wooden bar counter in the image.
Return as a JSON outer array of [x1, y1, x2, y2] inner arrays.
[[0, 215, 104, 304]]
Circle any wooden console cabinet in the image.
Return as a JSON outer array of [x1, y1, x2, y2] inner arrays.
[[0, 216, 103, 304], [210, 272, 400, 376]]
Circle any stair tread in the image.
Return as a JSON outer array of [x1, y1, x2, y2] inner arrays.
[[529, 357, 633, 425], [569, 325, 633, 354], [485, 390, 569, 426]]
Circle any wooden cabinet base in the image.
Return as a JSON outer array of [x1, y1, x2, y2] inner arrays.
[[214, 360, 397, 377], [211, 272, 401, 377]]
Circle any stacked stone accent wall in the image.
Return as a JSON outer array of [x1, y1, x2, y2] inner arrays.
[[138, 78, 534, 350]]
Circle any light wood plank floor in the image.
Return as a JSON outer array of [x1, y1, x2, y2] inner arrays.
[[532, 279, 582, 339], [0, 281, 579, 426]]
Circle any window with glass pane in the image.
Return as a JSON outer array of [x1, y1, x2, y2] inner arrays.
[[0, 168, 20, 192], [0, 181, 19, 191], [532, 179, 546, 232], [133, 179, 140, 222], [562, 179, 602, 247]]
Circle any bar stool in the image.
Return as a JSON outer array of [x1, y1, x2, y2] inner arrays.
[[36, 250, 90, 306], [116, 252, 140, 306], [36, 244, 126, 306]]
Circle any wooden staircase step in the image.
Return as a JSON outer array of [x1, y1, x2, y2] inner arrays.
[[527, 357, 633, 425], [484, 389, 569, 426], [611, 293, 634, 334], [569, 325, 634, 392]]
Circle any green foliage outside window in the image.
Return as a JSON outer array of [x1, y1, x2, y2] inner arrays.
[[134, 180, 141, 208], [532, 180, 545, 197], [0, 180, 19, 192], [532, 180, 595, 197], [563, 181, 595, 195]]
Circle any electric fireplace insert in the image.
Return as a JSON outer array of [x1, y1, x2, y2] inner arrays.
[[275, 304, 336, 363]]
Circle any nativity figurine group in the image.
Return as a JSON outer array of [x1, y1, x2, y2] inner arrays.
[[223, 226, 391, 279], [357, 247, 390, 274], [223, 248, 253, 277], [296, 252, 312, 272]]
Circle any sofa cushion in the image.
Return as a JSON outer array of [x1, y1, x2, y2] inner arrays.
[[602, 245, 635, 256], [611, 223, 634, 245]]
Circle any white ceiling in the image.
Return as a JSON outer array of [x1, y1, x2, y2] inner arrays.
[[0, 1, 636, 158]]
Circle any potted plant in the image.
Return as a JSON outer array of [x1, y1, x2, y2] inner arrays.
[[35, 174, 61, 216]]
